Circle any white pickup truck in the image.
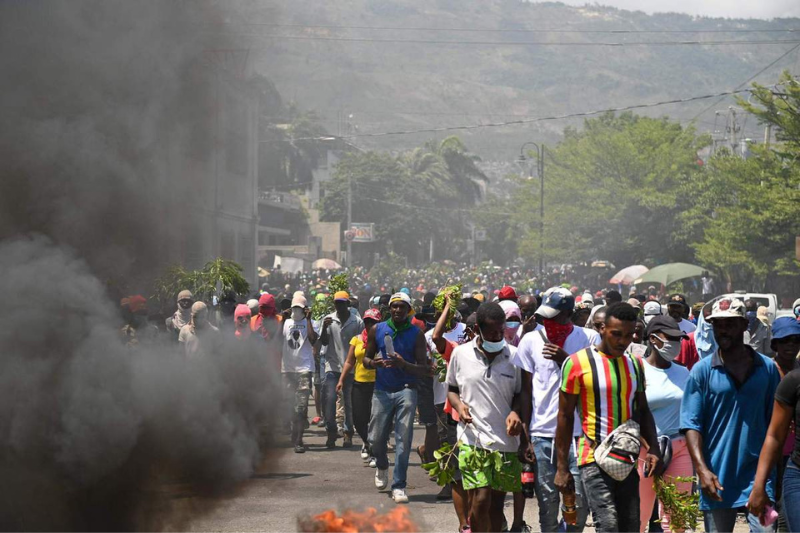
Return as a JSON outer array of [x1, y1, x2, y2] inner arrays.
[[708, 291, 793, 320]]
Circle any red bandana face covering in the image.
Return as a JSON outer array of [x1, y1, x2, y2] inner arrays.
[[543, 319, 574, 348]]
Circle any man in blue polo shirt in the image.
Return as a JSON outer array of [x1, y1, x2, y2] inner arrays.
[[363, 292, 431, 504], [681, 297, 780, 532]]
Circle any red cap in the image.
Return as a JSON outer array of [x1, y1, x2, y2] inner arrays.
[[258, 293, 275, 309], [128, 295, 147, 313], [498, 286, 517, 301]]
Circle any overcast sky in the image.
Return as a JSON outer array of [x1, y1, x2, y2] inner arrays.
[[559, 0, 800, 20]]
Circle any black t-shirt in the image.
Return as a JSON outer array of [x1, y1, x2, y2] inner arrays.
[[775, 368, 800, 467]]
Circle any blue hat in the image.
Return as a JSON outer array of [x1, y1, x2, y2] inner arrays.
[[535, 287, 575, 319], [400, 287, 411, 295], [772, 316, 800, 341]]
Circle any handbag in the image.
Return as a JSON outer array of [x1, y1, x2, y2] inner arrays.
[[593, 419, 642, 481]]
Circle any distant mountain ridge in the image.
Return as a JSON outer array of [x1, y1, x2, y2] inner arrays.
[[246, 0, 800, 157]]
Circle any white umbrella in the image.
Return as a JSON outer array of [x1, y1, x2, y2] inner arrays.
[[312, 258, 342, 270], [609, 265, 649, 285]]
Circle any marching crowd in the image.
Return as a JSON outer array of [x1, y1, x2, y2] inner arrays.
[[118, 279, 800, 533]]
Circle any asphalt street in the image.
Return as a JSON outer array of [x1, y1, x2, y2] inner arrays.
[[187, 414, 520, 532]]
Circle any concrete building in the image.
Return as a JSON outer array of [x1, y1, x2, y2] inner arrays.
[[162, 50, 259, 287]]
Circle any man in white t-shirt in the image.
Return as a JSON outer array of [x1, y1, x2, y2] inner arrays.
[[282, 293, 319, 453], [666, 294, 696, 334], [512, 287, 599, 532], [446, 302, 525, 533]]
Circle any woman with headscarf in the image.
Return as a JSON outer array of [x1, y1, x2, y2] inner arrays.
[[178, 301, 220, 358], [234, 304, 253, 340], [251, 293, 282, 370], [499, 299, 523, 347], [166, 290, 193, 340]]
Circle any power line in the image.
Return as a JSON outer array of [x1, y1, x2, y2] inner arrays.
[[215, 22, 800, 35], [265, 88, 754, 142], [233, 33, 800, 47], [359, 195, 514, 216], [691, 42, 800, 121]]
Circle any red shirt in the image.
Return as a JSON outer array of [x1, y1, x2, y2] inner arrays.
[[676, 332, 699, 370]]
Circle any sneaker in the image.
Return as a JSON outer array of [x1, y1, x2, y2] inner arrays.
[[311, 416, 321, 425], [294, 444, 306, 454], [392, 488, 409, 504], [368, 457, 377, 468], [375, 468, 389, 490], [317, 418, 326, 428], [342, 434, 353, 448], [360, 445, 370, 461], [460, 525, 471, 533], [325, 437, 336, 449]]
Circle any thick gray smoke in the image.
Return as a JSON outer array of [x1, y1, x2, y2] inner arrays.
[[0, 236, 275, 531], [0, 1, 279, 530]]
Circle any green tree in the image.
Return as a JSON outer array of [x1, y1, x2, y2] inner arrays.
[[515, 112, 709, 268]]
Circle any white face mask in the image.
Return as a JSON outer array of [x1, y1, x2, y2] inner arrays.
[[652, 334, 680, 362], [291, 308, 305, 322]]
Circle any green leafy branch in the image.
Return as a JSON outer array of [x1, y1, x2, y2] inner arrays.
[[421, 431, 515, 487], [153, 258, 249, 307], [653, 475, 700, 531], [432, 284, 462, 329], [310, 273, 349, 319], [430, 350, 448, 382]]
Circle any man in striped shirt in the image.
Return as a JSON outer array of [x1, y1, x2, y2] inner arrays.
[[554, 302, 663, 533]]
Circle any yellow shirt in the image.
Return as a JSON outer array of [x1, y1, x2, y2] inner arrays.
[[350, 335, 376, 383]]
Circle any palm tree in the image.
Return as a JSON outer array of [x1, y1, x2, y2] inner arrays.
[[431, 136, 488, 206]]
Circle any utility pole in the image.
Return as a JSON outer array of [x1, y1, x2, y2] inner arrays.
[[518, 142, 545, 275], [346, 171, 352, 268]]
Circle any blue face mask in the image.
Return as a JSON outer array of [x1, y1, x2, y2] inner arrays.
[[479, 327, 506, 353], [746, 310, 758, 328], [506, 321, 521, 330]]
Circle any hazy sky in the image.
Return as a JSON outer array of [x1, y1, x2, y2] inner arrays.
[[559, 0, 800, 20]]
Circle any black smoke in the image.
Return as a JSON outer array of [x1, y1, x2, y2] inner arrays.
[[0, 2, 279, 530]]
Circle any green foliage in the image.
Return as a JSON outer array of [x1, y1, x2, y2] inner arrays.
[[310, 273, 350, 319], [422, 441, 513, 488], [432, 284, 462, 330], [515, 112, 709, 269], [653, 475, 700, 531], [318, 137, 486, 263], [153, 258, 249, 306]]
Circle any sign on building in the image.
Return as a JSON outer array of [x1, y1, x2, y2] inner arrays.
[[347, 223, 376, 243]]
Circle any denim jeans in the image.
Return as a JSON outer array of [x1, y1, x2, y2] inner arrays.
[[368, 387, 418, 490], [323, 371, 353, 438], [531, 436, 589, 532], [781, 461, 800, 533], [580, 462, 640, 533], [703, 507, 776, 533]]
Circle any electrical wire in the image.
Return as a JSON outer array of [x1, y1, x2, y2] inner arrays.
[[691, 42, 800, 120], [233, 33, 800, 47], [263, 88, 754, 142], [214, 22, 800, 35]]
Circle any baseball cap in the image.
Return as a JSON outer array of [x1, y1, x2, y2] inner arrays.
[[643, 301, 662, 325], [498, 286, 518, 300], [771, 316, 800, 341], [291, 294, 307, 308], [646, 315, 688, 340], [334, 291, 350, 302], [535, 287, 575, 319], [389, 292, 412, 308], [707, 297, 747, 321], [363, 308, 382, 322], [667, 294, 688, 308]]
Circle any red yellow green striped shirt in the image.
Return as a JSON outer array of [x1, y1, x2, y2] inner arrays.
[[560, 346, 646, 466]]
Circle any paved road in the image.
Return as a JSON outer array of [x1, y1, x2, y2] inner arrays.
[[187, 416, 520, 532]]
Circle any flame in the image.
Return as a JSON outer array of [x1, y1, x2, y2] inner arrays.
[[298, 507, 419, 532]]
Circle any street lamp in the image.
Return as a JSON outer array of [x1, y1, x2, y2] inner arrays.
[[517, 142, 545, 275]]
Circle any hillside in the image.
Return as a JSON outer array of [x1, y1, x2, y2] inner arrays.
[[233, 0, 800, 157]]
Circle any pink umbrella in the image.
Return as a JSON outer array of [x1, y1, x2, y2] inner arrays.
[[609, 265, 649, 285]]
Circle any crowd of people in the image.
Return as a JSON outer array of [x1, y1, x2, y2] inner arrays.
[[117, 275, 800, 533]]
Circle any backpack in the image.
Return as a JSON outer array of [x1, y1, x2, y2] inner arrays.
[[593, 418, 641, 481]]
